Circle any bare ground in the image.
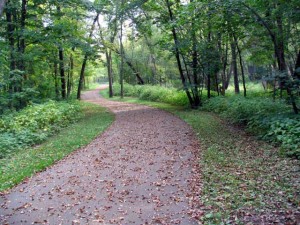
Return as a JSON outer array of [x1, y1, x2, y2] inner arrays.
[[0, 88, 202, 224]]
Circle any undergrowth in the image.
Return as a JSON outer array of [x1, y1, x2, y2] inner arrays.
[[0, 102, 113, 191], [203, 96, 300, 158], [0, 100, 82, 159], [113, 83, 190, 107]]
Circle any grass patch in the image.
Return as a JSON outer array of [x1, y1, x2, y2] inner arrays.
[[101, 90, 299, 224], [0, 102, 114, 191]]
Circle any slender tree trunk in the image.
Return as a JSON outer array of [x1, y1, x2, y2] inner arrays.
[[54, 62, 59, 99], [19, 0, 27, 77], [67, 51, 74, 98], [231, 37, 240, 94], [77, 13, 99, 99], [166, 0, 194, 107], [190, 0, 201, 105], [56, 6, 66, 99], [106, 50, 114, 98], [113, 48, 144, 85], [6, 0, 15, 93], [294, 50, 300, 79], [97, 18, 117, 97], [233, 34, 246, 97], [119, 0, 124, 98], [144, 37, 157, 84], [207, 71, 211, 98], [58, 46, 66, 99], [222, 39, 228, 95]]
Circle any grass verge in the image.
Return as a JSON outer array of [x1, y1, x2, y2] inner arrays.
[[0, 102, 114, 192], [101, 90, 299, 224]]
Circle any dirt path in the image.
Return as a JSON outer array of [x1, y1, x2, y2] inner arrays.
[[0, 88, 202, 224]]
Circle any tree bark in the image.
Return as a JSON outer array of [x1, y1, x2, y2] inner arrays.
[[220, 36, 228, 95], [231, 37, 240, 94], [18, 0, 27, 76], [6, 0, 15, 93], [67, 51, 74, 98], [54, 62, 59, 100], [59, 46, 66, 99], [233, 34, 246, 97], [294, 50, 300, 79], [119, 0, 124, 98], [106, 50, 114, 97]]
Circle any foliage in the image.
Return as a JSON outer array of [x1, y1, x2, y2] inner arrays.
[[0, 88, 40, 114], [0, 100, 82, 159], [203, 96, 300, 158], [0, 102, 114, 191], [112, 83, 190, 106]]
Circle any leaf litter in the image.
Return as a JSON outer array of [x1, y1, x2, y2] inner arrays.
[[0, 88, 203, 224]]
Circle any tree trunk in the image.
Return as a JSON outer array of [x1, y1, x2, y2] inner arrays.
[[233, 34, 246, 97], [119, 0, 124, 98], [113, 48, 144, 85], [219, 38, 228, 95], [18, 0, 27, 77], [106, 50, 114, 98], [59, 46, 66, 99], [6, 0, 15, 93], [231, 37, 240, 94], [67, 51, 74, 98], [207, 72, 211, 99], [294, 50, 300, 79], [77, 13, 99, 99], [165, 0, 195, 108], [190, 0, 201, 105], [54, 62, 59, 99]]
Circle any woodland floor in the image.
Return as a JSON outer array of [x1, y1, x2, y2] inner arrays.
[[0, 87, 202, 224]]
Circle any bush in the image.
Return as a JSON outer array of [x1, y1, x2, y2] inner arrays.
[[112, 83, 189, 107], [0, 100, 82, 159], [264, 117, 300, 158], [203, 96, 300, 158]]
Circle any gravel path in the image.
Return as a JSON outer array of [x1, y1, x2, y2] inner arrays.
[[0, 88, 202, 224]]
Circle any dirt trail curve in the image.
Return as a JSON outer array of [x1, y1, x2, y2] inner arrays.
[[0, 87, 202, 225]]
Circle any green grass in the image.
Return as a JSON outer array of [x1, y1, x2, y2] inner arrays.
[[101, 89, 299, 224], [0, 102, 114, 191]]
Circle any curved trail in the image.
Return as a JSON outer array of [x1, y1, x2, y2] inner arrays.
[[0, 88, 202, 224]]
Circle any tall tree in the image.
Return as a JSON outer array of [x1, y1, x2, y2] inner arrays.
[[77, 12, 100, 99]]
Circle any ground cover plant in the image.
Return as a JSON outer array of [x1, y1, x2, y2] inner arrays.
[[100, 89, 300, 224], [0, 102, 114, 191], [0, 100, 82, 159]]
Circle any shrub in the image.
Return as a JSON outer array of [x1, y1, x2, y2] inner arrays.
[[112, 83, 189, 107], [0, 100, 82, 159], [203, 96, 300, 158]]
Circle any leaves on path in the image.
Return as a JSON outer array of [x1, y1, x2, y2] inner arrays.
[[0, 89, 202, 224]]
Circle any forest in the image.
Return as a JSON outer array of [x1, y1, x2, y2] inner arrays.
[[0, 0, 299, 224]]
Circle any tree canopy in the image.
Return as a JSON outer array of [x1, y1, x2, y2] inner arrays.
[[0, 0, 299, 113]]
